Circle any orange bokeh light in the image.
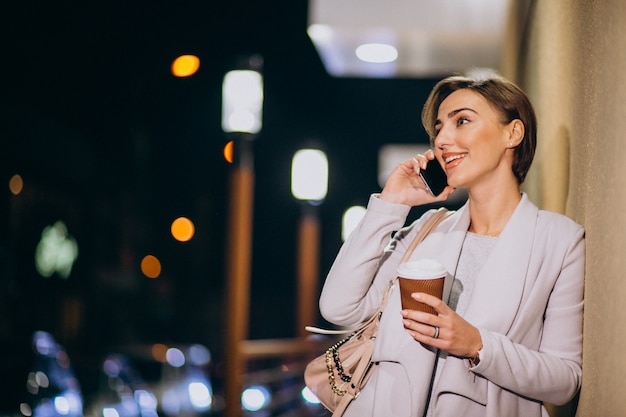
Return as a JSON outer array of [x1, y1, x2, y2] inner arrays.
[[223, 141, 234, 163], [171, 217, 195, 242], [151, 343, 168, 362], [171, 55, 200, 77], [141, 255, 162, 278], [9, 174, 23, 195]]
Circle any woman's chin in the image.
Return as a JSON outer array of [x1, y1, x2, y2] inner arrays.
[[446, 178, 462, 189]]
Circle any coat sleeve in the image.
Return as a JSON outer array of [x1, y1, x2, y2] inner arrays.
[[319, 194, 427, 326], [472, 222, 585, 405]]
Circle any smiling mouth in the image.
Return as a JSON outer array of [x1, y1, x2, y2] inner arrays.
[[444, 154, 466, 164]]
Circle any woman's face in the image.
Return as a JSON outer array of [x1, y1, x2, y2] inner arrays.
[[432, 88, 516, 191]]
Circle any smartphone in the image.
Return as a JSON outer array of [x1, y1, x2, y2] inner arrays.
[[419, 160, 448, 197]]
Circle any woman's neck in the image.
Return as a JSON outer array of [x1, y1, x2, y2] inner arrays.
[[467, 185, 522, 237]]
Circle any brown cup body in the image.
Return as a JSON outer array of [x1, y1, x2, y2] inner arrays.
[[398, 276, 444, 315]]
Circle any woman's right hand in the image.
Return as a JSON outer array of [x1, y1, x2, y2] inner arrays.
[[379, 150, 454, 206]]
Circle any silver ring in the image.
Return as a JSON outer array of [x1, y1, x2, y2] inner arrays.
[[433, 326, 440, 339]]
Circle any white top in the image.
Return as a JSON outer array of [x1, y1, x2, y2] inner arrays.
[[427, 232, 498, 417]]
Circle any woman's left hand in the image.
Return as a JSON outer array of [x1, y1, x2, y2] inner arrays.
[[401, 292, 482, 359]]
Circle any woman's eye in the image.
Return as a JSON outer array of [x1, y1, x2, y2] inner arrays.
[[457, 117, 469, 126]]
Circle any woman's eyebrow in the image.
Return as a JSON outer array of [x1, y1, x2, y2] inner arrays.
[[435, 107, 477, 126], [447, 107, 477, 118]]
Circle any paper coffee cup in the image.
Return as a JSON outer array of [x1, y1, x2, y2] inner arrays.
[[397, 259, 446, 315]]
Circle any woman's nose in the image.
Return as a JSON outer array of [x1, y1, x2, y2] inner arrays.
[[433, 127, 453, 148]]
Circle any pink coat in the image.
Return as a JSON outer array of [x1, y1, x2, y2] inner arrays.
[[319, 193, 584, 417]]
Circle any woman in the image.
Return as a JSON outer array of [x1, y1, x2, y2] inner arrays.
[[319, 74, 584, 417]]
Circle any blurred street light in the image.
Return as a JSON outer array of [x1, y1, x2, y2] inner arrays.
[[221, 69, 263, 134], [171, 54, 200, 77], [222, 55, 264, 417], [291, 149, 329, 202], [341, 205, 366, 242], [291, 149, 328, 337]]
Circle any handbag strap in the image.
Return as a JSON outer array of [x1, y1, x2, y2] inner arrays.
[[306, 208, 450, 336], [400, 208, 449, 264], [378, 207, 449, 312]]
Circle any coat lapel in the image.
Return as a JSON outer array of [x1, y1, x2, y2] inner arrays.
[[461, 193, 538, 333]]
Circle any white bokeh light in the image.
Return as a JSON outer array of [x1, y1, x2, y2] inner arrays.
[[342, 206, 366, 241], [222, 70, 263, 134], [291, 149, 329, 201], [355, 43, 398, 63]]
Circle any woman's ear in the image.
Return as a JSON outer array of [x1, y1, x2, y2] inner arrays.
[[508, 119, 525, 147]]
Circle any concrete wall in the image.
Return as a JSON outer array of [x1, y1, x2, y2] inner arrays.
[[503, 1, 626, 415]]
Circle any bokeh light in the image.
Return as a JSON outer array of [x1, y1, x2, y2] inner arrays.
[[241, 385, 271, 412], [223, 140, 234, 163], [166, 347, 185, 367], [355, 42, 398, 63], [188, 382, 212, 408], [171, 217, 195, 242], [103, 408, 119, 417], [151, 343, 168, 362], [54, 396, 70, 414], [35, 221, 79, 279], [291, 149, 329, 201], [171, 55, 200, 77], [342, 205, 366, 241], [141, 255, 161, 278], [19, 403, 32, 417], [221, 70, 263, 134], [188, 344, 211, 366], [9, 174, 23, 195], [301, 386, 321, 404]]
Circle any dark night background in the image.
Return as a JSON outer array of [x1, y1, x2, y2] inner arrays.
[[0, 0, 442, 410]]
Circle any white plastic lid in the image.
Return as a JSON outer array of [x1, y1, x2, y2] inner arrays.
[[397, 259, 446, 279]]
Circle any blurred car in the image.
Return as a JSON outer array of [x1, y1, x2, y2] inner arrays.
[[20, 331, 84, 417], [86, 344, 213, 417], [157, 344, 213, 415], [86, 353, 159, 417]]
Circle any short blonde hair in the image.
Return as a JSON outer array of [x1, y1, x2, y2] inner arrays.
[[421, 74, 537, 184]]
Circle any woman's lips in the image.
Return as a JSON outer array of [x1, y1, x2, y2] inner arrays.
[[443, 152, 466, 169]]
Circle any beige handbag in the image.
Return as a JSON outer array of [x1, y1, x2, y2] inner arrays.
[[304, 208, 449, 416]]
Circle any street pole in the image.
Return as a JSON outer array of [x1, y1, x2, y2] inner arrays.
[[221, 59, 263, 417], [296, 204, 320, 338], [291, 148, 328, 338], [224, 138, 254, 417]]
